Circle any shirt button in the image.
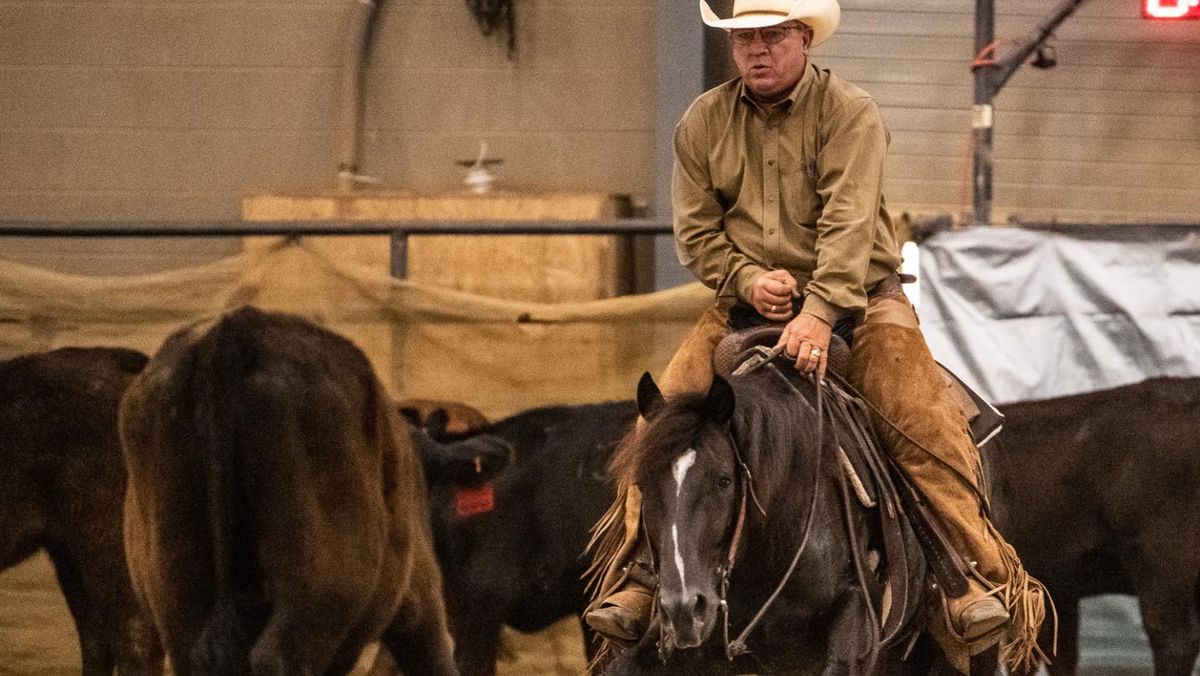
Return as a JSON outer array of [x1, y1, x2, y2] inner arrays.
[[768, 228, 776, 235], [767, 160, 775, 166]]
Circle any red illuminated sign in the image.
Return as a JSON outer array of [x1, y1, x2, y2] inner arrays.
[[1143, 0, 1200, 18]]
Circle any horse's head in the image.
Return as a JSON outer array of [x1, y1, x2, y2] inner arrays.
[[618, 372, 740, 652]]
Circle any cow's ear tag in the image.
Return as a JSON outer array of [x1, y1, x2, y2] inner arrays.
[[455, 481, 495, 518]]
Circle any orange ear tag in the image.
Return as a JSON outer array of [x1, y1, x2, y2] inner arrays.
[[455, 481, 496, 518]]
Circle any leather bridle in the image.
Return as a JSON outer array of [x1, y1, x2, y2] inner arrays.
[[650, 360, 901, 669], [719, 366, 828, 661]]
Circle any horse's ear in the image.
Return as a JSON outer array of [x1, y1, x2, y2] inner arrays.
[[705, 375, 736, 425], [636, 372, 665, 419]]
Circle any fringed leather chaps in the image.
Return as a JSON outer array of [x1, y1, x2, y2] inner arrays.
[[585, 293, 1049, 673], [849, 292, 1048, 673], [657, 305, 733, 398]]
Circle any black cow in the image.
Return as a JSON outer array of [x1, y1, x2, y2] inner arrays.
[[119, 307, 508, 675], [399, 399, 490, 439], [419, 400, 637, 676], [986, 377, 1200, 676], [0, 347, 163, 675]]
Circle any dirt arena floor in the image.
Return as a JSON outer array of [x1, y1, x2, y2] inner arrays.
[[1, 553, 1173, 675], [0, 553, 587, 675]]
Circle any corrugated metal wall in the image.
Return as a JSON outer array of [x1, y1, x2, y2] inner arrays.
[[818, 0, 1200, 223], [0, 0, 1197, 259]]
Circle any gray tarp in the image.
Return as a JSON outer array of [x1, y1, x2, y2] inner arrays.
[[917, 225, 1200, 673], [918, 225, 1200, 404]]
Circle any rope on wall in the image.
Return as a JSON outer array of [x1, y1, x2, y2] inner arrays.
[[465, 0, 515, 58]]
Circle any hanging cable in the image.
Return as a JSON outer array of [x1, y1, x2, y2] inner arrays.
[[465, 0, 516, 58], [970, 37, 1019, 71]]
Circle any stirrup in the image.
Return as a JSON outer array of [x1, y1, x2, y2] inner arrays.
[[945, 581, 1009, 645], [954, 596, 1008, 641]]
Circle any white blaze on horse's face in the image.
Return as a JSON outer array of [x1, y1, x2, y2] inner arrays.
[[673, 449, 697, 496], [671, 449, 697, 590]]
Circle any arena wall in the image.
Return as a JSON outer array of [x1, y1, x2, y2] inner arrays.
[[816, 0, 1200, 223], [1, 0, 1198, 272]]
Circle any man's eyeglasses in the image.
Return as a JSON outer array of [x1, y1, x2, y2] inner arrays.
[[728, 25, 803, 47]]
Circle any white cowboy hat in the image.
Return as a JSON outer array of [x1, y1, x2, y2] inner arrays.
[[700, 0, 840, 46]]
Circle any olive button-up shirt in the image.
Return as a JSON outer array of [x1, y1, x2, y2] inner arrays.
[[672, 61, 903, 325]]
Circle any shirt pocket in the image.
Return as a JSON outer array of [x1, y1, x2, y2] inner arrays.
[[782, 155, 822, 227]]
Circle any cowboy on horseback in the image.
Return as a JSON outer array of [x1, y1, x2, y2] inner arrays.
[[584, 0, 1047, 670]]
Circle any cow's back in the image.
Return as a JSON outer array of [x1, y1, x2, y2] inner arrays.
[[428, 401, 635, 640], [0, 347, 161, 675], [120, 307, 454, 676], [0, 347, 147, 489]]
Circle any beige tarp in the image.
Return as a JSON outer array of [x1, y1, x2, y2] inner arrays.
[[0, 237, 711, 418]]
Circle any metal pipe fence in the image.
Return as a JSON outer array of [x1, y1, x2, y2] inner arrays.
[[0, 219, 674, 279]]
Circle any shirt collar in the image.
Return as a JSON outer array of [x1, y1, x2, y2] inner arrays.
[[737, 60, 815, 114]]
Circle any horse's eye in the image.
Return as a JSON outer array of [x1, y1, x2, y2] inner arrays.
[[717, 476, 732, 489]]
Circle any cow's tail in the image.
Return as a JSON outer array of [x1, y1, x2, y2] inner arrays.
[[190, 314, 255, 674]]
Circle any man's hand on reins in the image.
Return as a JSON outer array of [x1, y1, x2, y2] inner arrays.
[[775, 313, 831, 381], [750, 270, 799, 321]]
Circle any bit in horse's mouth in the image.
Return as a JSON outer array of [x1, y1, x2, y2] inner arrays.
[[658, 625, 676, 662]]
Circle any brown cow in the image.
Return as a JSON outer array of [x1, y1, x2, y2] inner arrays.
[[0, 347, 163, 675], [119, 307, 462, 676]]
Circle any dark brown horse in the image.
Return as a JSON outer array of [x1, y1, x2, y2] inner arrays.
[[0, 347, 163, 675], [987, 377, 1200, 676], [119, 307, 475, 675], [597, 361, 951, 675]]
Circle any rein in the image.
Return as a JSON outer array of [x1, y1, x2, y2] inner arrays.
[[643, 336, 959, 669], [718, 364, 828, 661]]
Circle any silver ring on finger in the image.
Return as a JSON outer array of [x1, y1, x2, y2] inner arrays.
[[810, 348, 821, 358]]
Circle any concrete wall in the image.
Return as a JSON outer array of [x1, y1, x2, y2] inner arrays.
[[0, 0, 655, 270], [0, 0, 654, 221]]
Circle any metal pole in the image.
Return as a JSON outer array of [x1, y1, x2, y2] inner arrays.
[[971, 0, 1089, 227], [0, 219, 673, 238], [994, 0, 1090, 90], [389, 231, 409, 278], [653, 0, 705, 290], [335, 0, 382, 192], [972, 0, 996, 227]]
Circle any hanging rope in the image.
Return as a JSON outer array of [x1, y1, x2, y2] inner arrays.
[[465, 0, 516, 58]]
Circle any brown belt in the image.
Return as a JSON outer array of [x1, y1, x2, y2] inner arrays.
[[867, 272, 914, 300]]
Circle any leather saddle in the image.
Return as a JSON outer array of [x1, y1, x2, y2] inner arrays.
[[712, 325, 1004, 447], [713, 325, 981, 624]]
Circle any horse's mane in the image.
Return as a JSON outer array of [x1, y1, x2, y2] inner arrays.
[[609, 393, 710, 487], [726, 367, 831, 558], [609, 364, 831, 560]]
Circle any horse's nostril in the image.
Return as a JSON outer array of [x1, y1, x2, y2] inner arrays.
[[694, 594, 708, 616]]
